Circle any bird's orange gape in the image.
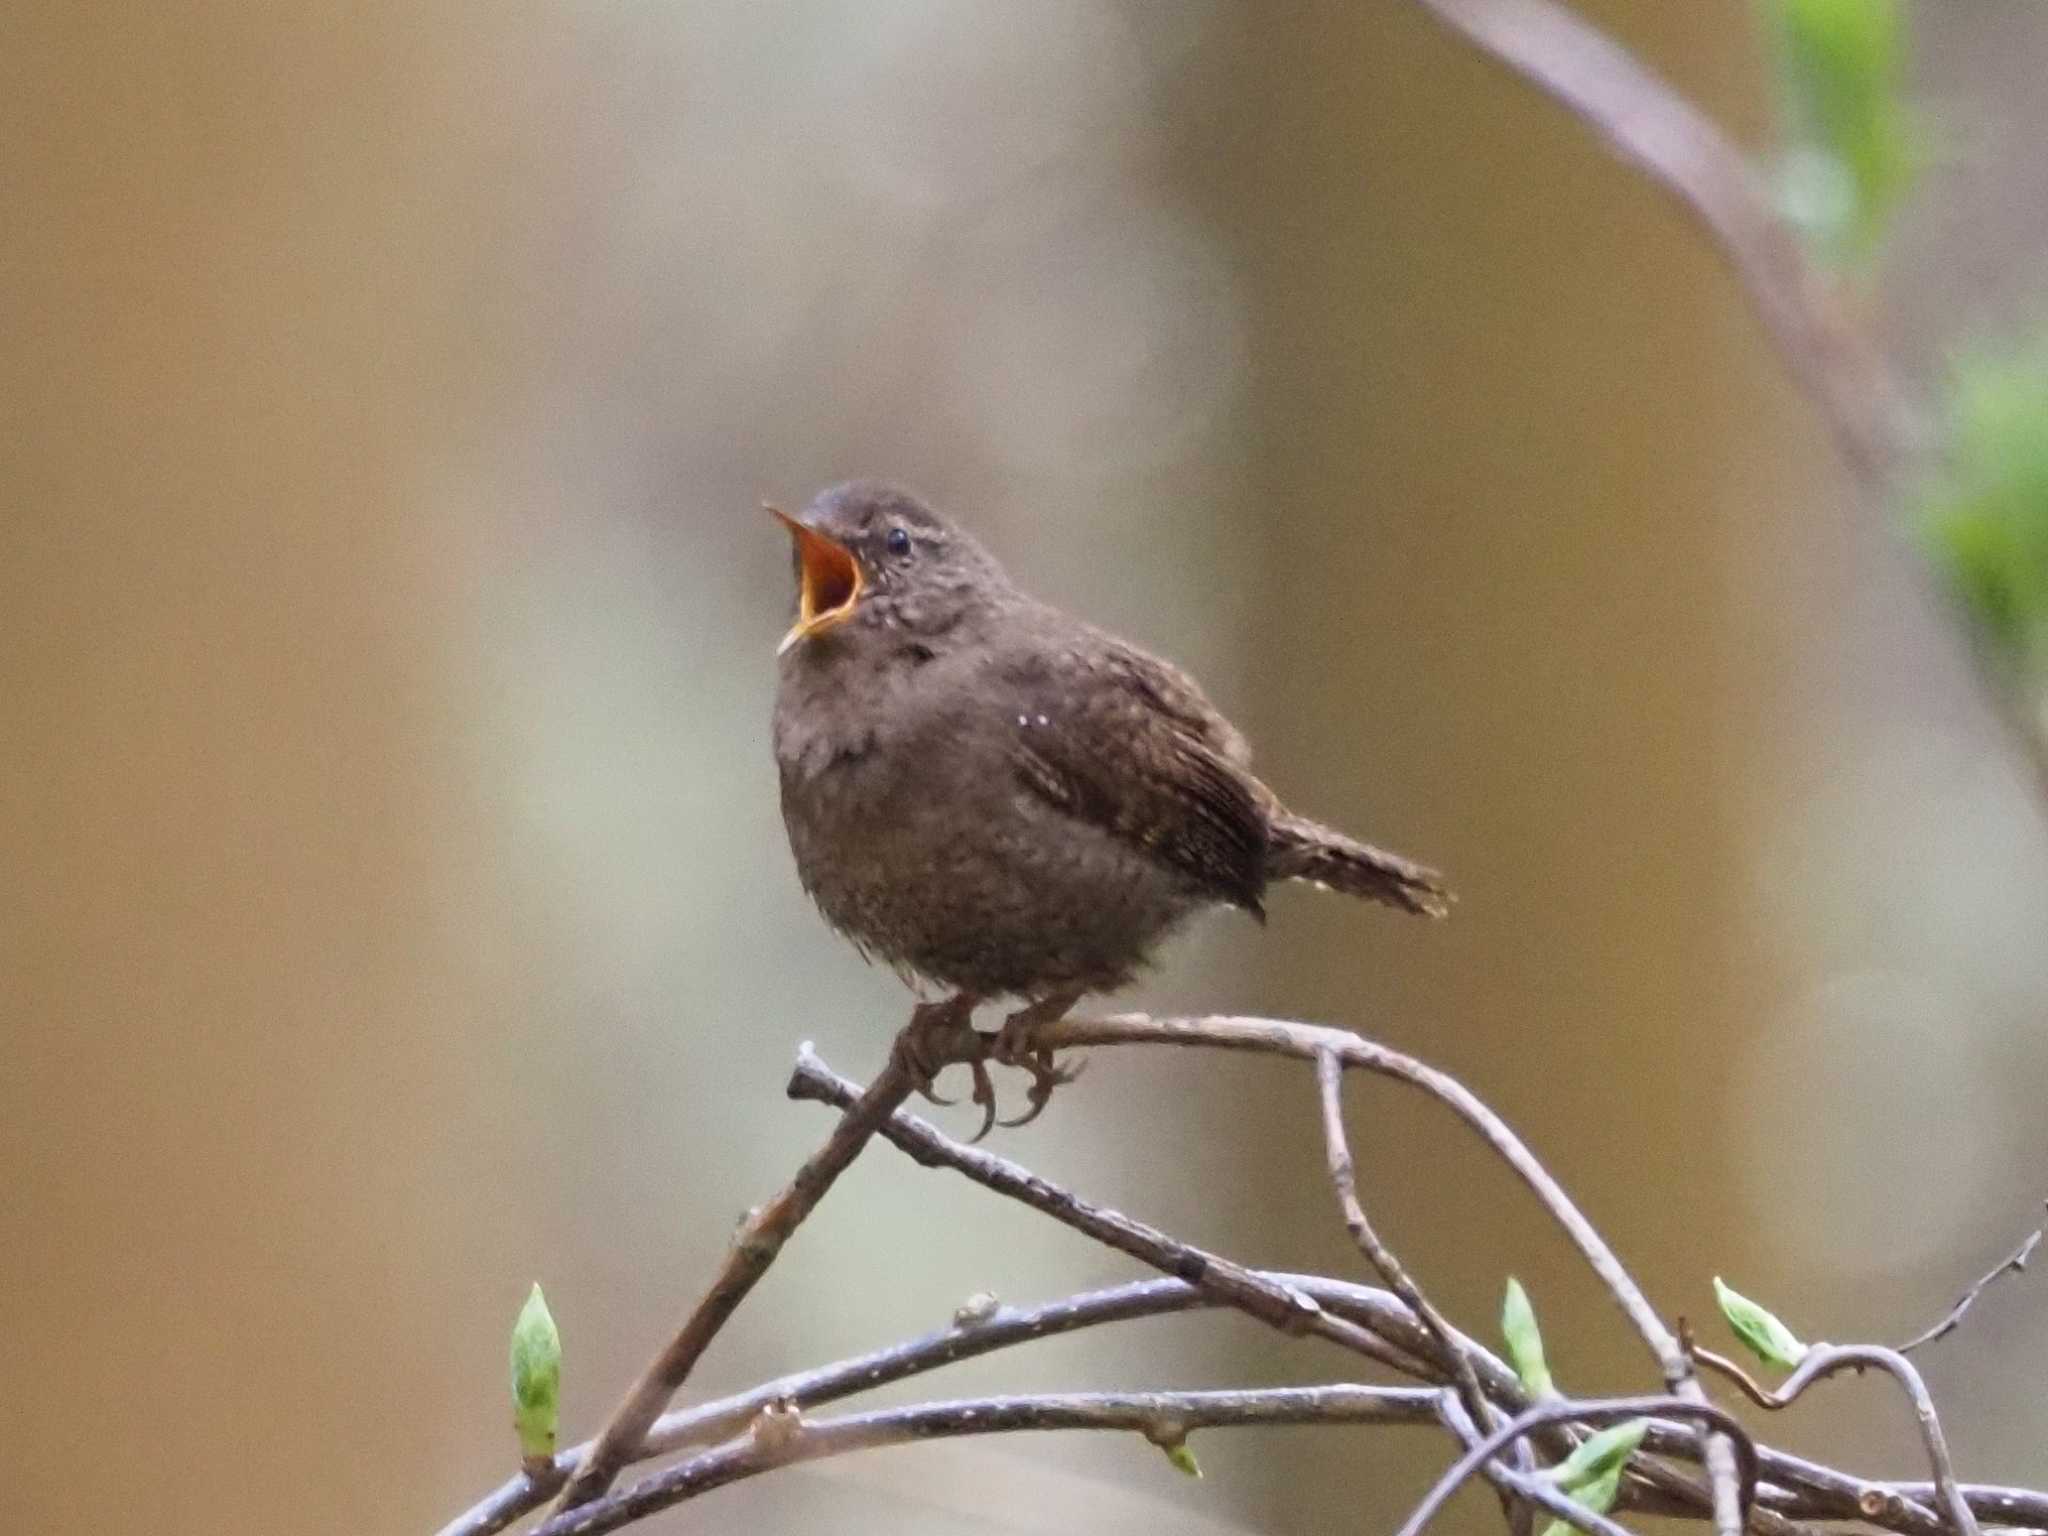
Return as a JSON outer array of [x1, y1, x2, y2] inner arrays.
[[768, 505, 863, 654]]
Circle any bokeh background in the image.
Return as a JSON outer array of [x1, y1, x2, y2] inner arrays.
[[6, 3, 2046, 1532]]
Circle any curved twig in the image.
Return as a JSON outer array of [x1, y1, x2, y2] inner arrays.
[[1312, 1047, 1512, 1524], [1693, 1344, 1980, 1536], [1314, 1049, 1493, 1426], [1433, 1394, 1635, 1536], [1391, 1395, 1759, 1536]]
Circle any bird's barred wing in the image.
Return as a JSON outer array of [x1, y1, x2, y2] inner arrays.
[[996, 637, 1268, 915]]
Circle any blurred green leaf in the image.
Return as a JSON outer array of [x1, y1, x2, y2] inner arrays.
[[1919, 344, 2048, 667], [1164, 1441, 1202, 1478], [1544, 1418, 1646, 1492], [1501, 1277, 1555, 1399], [1714, 1277, 1808, 1370], [1761, 0, 1915, 261], [511, 1282, 561, 1464], [1538, 1464, 1623, 1536]]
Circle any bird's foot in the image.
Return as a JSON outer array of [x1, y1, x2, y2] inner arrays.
[[894, 993, 979, 1107], [977, 989, 1087, 1137]]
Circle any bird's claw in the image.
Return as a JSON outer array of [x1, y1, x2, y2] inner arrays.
[[996, 1049, 1085, 1130], [900, 990, 1083, 1142], [966, 1057, 1001, 1143], [895, 993, 978, 1106], [980, 992, 1086, 1133]]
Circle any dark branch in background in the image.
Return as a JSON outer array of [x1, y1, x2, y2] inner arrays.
[[1407, 0, 1917, 489], [1403, 0, 2048, 815]]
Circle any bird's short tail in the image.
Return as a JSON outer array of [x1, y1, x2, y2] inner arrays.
[[1265, 813, 1451, 918]]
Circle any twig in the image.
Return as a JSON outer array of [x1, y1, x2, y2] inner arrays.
[[528, 1386, 1444, 1536], [1884, 1481, 2048, 1531], [550, 1028, 941, 1511], [1433, 1395, 1636, 1536], [788, 1047, 1432, 1378], [1898, 1214, 2044, 1356], [1313, 1051, 1504, 1501], [1392, 1395, 1759, 1536], [1693, 1344, 1980, 1536]]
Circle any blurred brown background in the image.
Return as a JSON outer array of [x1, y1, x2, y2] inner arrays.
[[6, 4, 2046, 1533]]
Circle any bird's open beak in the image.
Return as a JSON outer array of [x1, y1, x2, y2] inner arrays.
[[768, 505, 865, 655]]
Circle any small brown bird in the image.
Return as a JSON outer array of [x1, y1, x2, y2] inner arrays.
[[771, 481, 1448, 1131]]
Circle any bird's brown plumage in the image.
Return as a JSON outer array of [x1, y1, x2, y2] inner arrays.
[[770, 481, 1447, 1004]]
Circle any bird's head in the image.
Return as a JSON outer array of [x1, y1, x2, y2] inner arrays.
[[769, 481, 1011, 659]]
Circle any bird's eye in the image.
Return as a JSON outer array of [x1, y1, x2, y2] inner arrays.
[[885, 526, 912, 558]]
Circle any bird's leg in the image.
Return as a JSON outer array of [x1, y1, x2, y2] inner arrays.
[[894, 992, 980, 1107], [987, 987, 1088, 1133]]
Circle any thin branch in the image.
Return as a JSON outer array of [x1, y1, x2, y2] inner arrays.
[[551, 1028, 942, 1511], [1693, 1344, 1980, 1536], [1392, 1396, 1760, 1536], [1898, 1214, 2044, 1356], [528, 1386, 1444, 1536]]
